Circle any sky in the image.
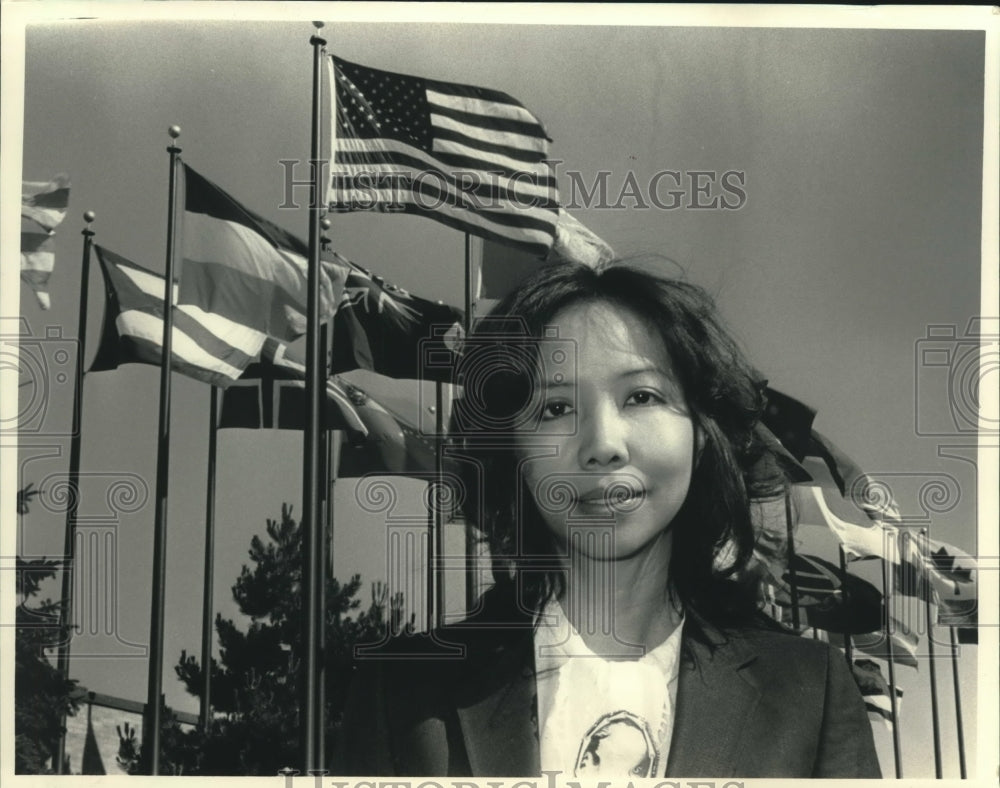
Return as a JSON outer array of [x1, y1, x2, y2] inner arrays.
[[2, 3, 998, 782]]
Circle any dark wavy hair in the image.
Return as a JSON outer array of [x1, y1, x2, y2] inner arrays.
[[451, 257, 788, 629]]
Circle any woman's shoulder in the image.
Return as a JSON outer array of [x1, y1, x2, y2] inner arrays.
[[689, 613, 846, 672]]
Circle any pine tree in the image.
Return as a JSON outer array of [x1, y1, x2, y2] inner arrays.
[[14, 484, 79, 773], [164, 503, 410, 775]]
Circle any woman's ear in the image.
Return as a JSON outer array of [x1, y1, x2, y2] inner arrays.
[[693, 423, 707, 464]]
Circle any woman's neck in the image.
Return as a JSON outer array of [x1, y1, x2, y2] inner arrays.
[[556, 528, 681, 658]]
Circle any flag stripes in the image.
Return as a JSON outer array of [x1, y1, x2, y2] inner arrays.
[[180, 165, 339, 341], [90, 246, 264, 386], [21, 173, 71, 233], [21, 174, 70, 309], [20, 230, 56, 309], [328, 55, 558, 256]]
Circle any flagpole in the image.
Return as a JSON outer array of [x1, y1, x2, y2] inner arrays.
[[948, 626, 967, 778], [199, 385, 219, 731], [921, 529, 943, 778], [463, 233, 477, 614], [142, 125, 182, 775], [783, 490, 800, 631], [54, 210, 96, 774], [435, 381, 446, 629], [300, 22, 327, 773], [838, 545, 853, 666], [881, 553, 903, 777]]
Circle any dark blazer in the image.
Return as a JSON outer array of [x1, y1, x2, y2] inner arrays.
[[335, 588, 881, 778]]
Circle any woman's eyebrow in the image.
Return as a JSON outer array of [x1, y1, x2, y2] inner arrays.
[[543, 366, 671, 388]]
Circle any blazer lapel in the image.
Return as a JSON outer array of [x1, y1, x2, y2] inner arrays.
[[453, 633, 540, 776], [665, 625, 762, 777]]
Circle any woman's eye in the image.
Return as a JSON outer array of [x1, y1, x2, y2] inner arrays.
[[626, 389, 663, 406], [540, 401, 573, 420]]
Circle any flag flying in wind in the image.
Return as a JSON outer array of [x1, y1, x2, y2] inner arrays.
[[217, 336, 367, 442], [336, 381, 437, 479], [794, 483, 895, 562], [179, 164, 341, 341], [326, 252, 463, 382], [893, 530, 978, 627], [20, 230, 57, 310], [21, 174, 70, 309], [328, 55, 559, 256], [478, 208, 617, 299], [851, 620, 920, 669], [89, 246, 264, 387], [808, 429, 903, 523], [761, 387, 817, 464], [21, 173, 70, 233], [851, 658, 903, 731]]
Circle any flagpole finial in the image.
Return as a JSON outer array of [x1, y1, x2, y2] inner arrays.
[[83, 210, 95, 225], [320, 217, 331, 231], [168, 125, 181, 140]]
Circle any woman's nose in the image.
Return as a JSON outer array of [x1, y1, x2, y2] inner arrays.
[[577, 401, 629, 468]]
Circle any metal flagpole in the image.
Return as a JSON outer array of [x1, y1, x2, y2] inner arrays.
[[315, 219, 340, 769], [783, 490, 800, 631], [463, 233, 477, 613], [949, 626, 967, 778], [300, 22, 327, 773], [142, 126, 182, 775], [921, 529, 943, 778], [881, 553, 903, 777], [54, 210, 96, 774], [435, 381, 446, 630], [315, 317, 329, 770], [838, 545, 853, 666], [198, 385, 219, 731], [424, 382, 447, 632]]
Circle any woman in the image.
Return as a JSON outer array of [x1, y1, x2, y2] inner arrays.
[[335, 258, 880, 779]]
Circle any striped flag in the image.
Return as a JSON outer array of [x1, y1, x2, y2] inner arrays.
[[851, 618, 920, 669], [852, 659, 903, 731], [20, 229, 56, 310], [328, 55, 559, 256], [326, 252, 464, 382], [218, 336, 368, 443], [21, 173, 70, 233], [21, 174, 70, 309], [179, 164, 341, 341], [89, 246, 265, 387]]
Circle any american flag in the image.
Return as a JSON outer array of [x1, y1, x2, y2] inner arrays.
[[327, 55, 559, 257]]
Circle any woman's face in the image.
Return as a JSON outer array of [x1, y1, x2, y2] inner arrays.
[[514, 299, 697, 560]]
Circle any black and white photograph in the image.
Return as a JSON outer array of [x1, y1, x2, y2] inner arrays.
[[2, 3, 997, 784]]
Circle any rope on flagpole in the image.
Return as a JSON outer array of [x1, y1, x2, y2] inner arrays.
[[54, 210, 96, 774]]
